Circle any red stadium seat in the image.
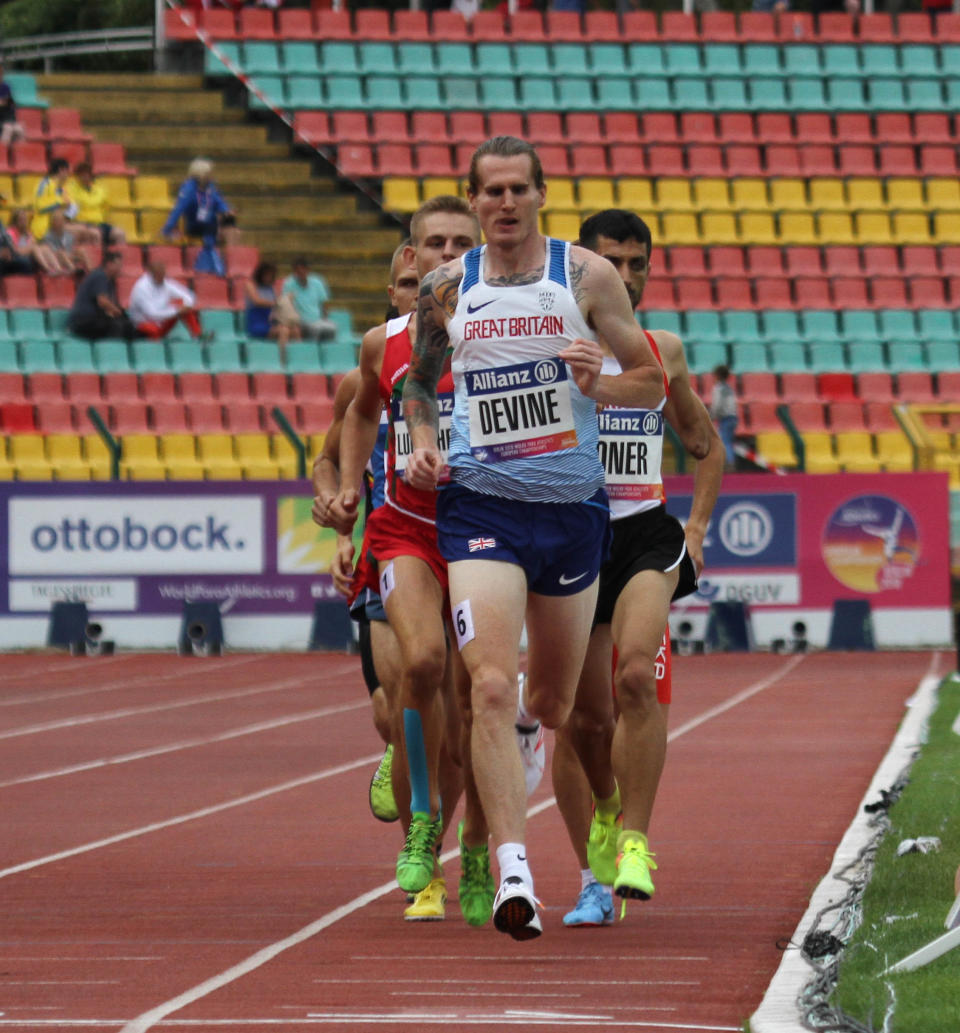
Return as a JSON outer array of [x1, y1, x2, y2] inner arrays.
[[140, 371, 177, 402], [823, 247, 862, 276], [290, 372, 332, 402], [787, 401, 828, 432], [186, 400, 225, 433], [914, 113, 956, 143], [668, 247, 708, 276], [754, 277, 793, 308], [714, 277, 753, 309], [827, 400, 868, 429], [858, 12, 896, 42], [604, 112, 642, 144], [793, 276, 832, 309], [0, 372, 27, 404], [449, 110, 487, 143], [701, 10, 738, 41], [784, 247, 823, 276], [146, 244, 187, 278], [52, 139, 95, 167], [621, 10, 658, 39], [537, 145, 572, 177], [608, 145, 647, 177], [680, 112, 719, 143], [764, 145, 802, 177], [781, 375, 819, 401], [431, 9, 470, 41], [833, 113, 872, 144], [110, 400, 150, 435], [738, 11, 777, 42], [470, 10, 509, 41], [570, 145, 609, 177], [525, 111, 565, 145], [224, 246, 259, 279], [708, 246, 747, 277], [831, 278, 870, 308], [215, 372, 252, 402], [874, 113, 914, 144], [3, 276, 40, 307], [11, 141, 47, 173], [896, 372, 936, 403], [18, 107, 47, 140], [193, 276, 230, 309], [641, 278, 676, 309], [251, 372, 289, 405], [933, 13, 960, 41], [223, 400, 263, 433], [64, 372, 101, 404], [178, 372, 215, 402], [337, 144, 376, 178], [675, 277, 715, 309], [817, 11, 856, 41], [858, 371, 895, 401], [353, 9, 392, 40], [895, 12, 935, 42], [583, 10, 621, 41], [776, 11, 814, 40], [861, 247, 900, 276], [818, 373, 858, 401], [660, 11, 698, 40], [376, 143, 415, 177], [28, 372, 65, 403], [645, 145, 685, 176], [800, 145, 838, 177], [46, 108, 91, 142], [164, 7, 198, 42], [919, 146, 958, 177], [485, 112, 524, 141], [238, 7, 276, 39], [739, 371, 780, 402], [410, 112, 449, 144], [909, 277, 948, 308], [415, 144, 456, 177], [641, 112, 680, 144], [0, 402, 36, 432], [566, 113, 604, 145], [869, 277, 908, 309], [39, 276, 75, 310], [901, 246, 939, 276], [877, 146, 917, 177], [277, 9, 313, 40], [102, 372, 139, 402], [333, 112, 372, 142], [937, 371, 960, 399], [863, 400, 898, 431], [150, 401, 190, 434], [755, 113, 794, 144], [685, 144, 724, 176], [35, 400, 74, 433], [89, 141, 134, 175], [314, 8, 352, 40], [293, 112, 331, 147], [742, 401, 782, 434], [724, 144, 763, 177], [198, 9, 238, 41], [393, 8, 430, 40], [545, 9, 584, 41], [299, 398, 337, 431], [745, 246, 784, 277], [837, 145, 877, 177], [717, 113, 756, 144], [510, 10, 546, 42]]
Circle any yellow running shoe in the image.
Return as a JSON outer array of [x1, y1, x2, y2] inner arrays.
[[369, 744, 399, 823], [404, 876, 446, 921], [613, 832, 657, 901], [587, 801, 622, 886]]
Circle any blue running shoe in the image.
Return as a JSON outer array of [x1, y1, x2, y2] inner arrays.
[[563, 882, 615, 927]]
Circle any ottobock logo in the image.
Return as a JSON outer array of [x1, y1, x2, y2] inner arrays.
[[718, 502, 774, 558]]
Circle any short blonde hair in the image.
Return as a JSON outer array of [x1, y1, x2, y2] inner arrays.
[[188, 158, 213, 180]]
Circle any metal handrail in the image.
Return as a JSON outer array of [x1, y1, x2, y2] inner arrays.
[[0, 26, 155, 72]]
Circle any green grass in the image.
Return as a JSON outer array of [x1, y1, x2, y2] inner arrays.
[[830, 673, 960, 1031]]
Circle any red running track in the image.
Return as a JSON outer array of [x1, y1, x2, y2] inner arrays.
[[0, 648, 946, 1032]]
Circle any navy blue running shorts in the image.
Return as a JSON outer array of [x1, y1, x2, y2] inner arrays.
[[437, 482, 611, 597]]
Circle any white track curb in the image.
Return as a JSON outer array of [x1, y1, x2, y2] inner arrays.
[[750, 669, 947, 1033]]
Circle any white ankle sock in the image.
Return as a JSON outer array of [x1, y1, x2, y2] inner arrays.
[[497, 842, 533, 889]]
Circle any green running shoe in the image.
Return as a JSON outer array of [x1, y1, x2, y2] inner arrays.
[[396, 811, 442, 894], [457, 820, 495, 927], [613, 833, 657, 901], [369, 744, 399, 823], [587, 801, 622, 886]]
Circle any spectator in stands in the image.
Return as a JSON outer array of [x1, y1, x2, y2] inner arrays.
[[162, 158, 239, 274], [42, 209, 90, 276], [31, 158, 101, 247], [244, 260, 300, 357], [709, 364, 739, 470], [0, 60, 25, 147], [67, 162, 126, 248], [281, 256, 337, 341], [0, 217, 35, 277], [6, 208, 64, 276], [128, 258, 207, 341], [67, 250, 135, 341]]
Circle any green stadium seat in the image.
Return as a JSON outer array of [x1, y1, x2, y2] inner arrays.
[[685, 310, 725, 343], [703, 44, 741, 76], [247, 75, 284, 110], [0, 339, 18, 370], [244, 340, 285, 372], [206, 339, 245, 372], [556, 77, 595, 111], [788, 76, 827, 109], [801, 310, 842, 342], [319, 340, 357, 373], [204, 42, 241, 77], [57, 339, 96, 372], [280, 42, 318, 75], [5, 73, 47, 107], [644, 311, 682, 336], [319, 42, 359, 75], [598, 77, 639, 109], [826, 77, 866, 110], [918, 310, 956, 342], [807, 341, 848, 372], [926, 341, 960, 371], [860, 44, 900, 77], [92, 340, 132, 373], [768, 342, 808, 372], [479, 77, 520, 110], [404, 77, 445, 110], [821, 45, 862, 77], [886, 342, 928, 370], [363, 76, 403, 110], [839, 311, 879, 340], [672, 77, 710, 110], [846, 341, 887, 372], [866, 78, 907, 109], [782, 45, 821, 77], [627, 44, 666, 76], [729, 342, 769, 369], [475, 44, 513, 76], [687, 342, 728, 374], [518, 78, 557, 109], [243, 42, 282, 75], [514, 44, 551, 76], [0, 311, 12, 341], [707, 77, 746, 109], [742, 45, 781, 77], [444, 77, 481, 108], [878, 310, 916, 340], [900, 45, 939, 77], [723, 311, 764, 343], [9, 309, 51, 342], [324, 76, 365, 108], [944, 79, 960, 109], [435, 43, 474, 76], [749, 77, 789, 110], [905, 78, 945, 110], [552, 44, 590, 76], [941, 49, 960, 77], [284, 341, 323, 372], [167, 339, 208, 373], [588, 43, 628, 76], [47, 309, 71, 335], [663, 44, 702, 76], [358, 42, 397, 75], [130, 340, 169, 372], [763, 311, 803, 343], [396, 43, 435, 75], [200, 311, 241, 340], [285, 76, 322, 110]]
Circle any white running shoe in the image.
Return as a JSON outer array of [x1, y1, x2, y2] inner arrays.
[[515, 673, 545, 796], [493, 876, 542, 941]]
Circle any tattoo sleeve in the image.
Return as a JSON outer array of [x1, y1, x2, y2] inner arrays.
[[402, 265, 461, 438]]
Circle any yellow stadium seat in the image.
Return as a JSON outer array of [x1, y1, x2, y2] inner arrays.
[[933, 212, 960, 240], [120, 434, 165, 479], [885, 177, 926, 212], [739, 211, 778, 244], [755, 431, 797, 468], [382, 177, 420, 214], [844, 454, 883, 473], [817, 211, 856, 244], [700, 211, 739, 245], [854, 211, 893, 244], [778, 211, 818, 245], [14, 174, 41, 206], [926, 178, 960, 211], [137, 209, 169, 242], [110, 210, 141, 243], [234, 433, 272, 462], [692, 177, 731, 211], [875, 430, 913, 471], [807, 178, 847, 212], [730, 177, 770, 211], [846, 178, 886, 211], [133, 176, 172, 209], [197, 433, 235, 463], [802, 431, 835, 461], [768, 178, 807, 212], [615, 178, 654, 210], [0, 459, 16, 481], [544, 211, 580, 241], [16, 461, 54, 480], [82, 434, 113, 478], [656, 178, 694, 211], [834, 431, 876, 467], [805, 454, 841, 473], [165, 462, 205, 480], [421, 177, 460, 200], [98, 175, 133, 210], [10, 436, 45, 463], [932, 452, 960, 489], [46, 435, 92, 479], [577, 177, 616, 212], [159, 433, 198, 462], [204, 459, 244, 479], [125, 465, 166, 481], [0, 174, 14, 204], [660, 211, 701, 245], [543, 178, 576, 212], [892, 212, 932, 244], [243, 460, 281, 479]]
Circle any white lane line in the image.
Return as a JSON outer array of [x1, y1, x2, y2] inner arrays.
[[0, 1022, 740, 1030], [0, 665, 356, 742], [0, 656, 264, 707], [119, 656, 806, 1033], [0, 701, 368, 790], [317, 978, 698, 986], [0, 753, 381, 881]]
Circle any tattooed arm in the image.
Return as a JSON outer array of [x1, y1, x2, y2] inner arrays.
[[402, 261, 462, 491]]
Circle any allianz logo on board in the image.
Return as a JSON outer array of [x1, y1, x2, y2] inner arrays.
[[718, 502, 775, 558]]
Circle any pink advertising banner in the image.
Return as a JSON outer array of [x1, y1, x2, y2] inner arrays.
[[662, 471, 951, 611]]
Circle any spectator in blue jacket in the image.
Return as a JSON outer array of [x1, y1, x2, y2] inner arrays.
[[161, 158, 239, 252]]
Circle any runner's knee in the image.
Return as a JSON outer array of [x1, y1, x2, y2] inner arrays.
[[614, 653, 659, 714]]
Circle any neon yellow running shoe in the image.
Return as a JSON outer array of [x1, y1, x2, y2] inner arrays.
[[458, 820, 495, 927], [613, 833, 657, 901], [396, 811, 442, 894], [587, 802, 622, 886], [369, 744, 399, 823], [404, 876, 446, 921]]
